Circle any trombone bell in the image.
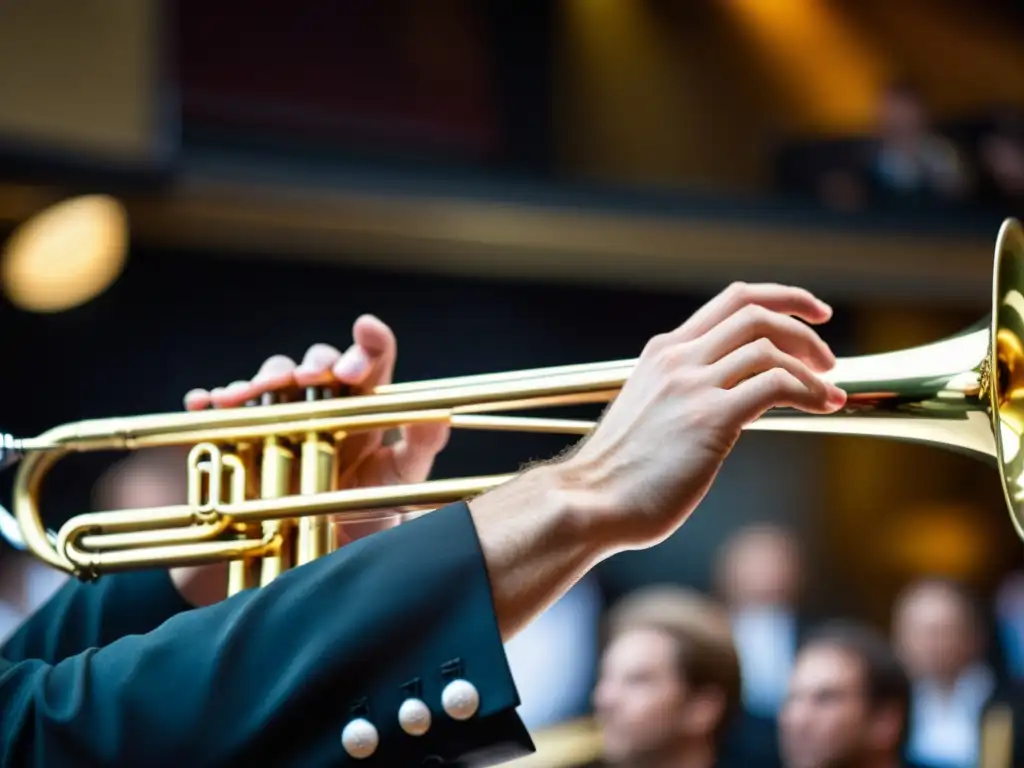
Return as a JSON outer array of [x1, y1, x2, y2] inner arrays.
[[750, 216, 1024, 539], [0, 219, 1023, 582]]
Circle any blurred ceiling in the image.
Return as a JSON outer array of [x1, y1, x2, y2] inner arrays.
[[0, 0, 1017, 307]]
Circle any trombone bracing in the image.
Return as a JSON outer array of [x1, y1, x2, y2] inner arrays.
[[2, 218, 1024, 593]]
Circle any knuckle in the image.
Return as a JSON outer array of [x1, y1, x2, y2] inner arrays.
[[258, 354, 297, 375], [303, 342, 336, 359], [751, 337, 779, 362], [652, 343, 687, 374], [766, 367, 794, 390], [725, 280, 749, 302], [669, 368, 701, 395], [740, 302, 772, 326], [643, 332, 673, 357]]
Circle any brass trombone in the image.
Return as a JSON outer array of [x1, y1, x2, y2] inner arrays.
[[2, 218, 1024, 595]]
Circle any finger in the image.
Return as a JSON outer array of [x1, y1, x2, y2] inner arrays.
[[334, 431, 378, 485], [294, 344, 343, 387], [208, 353, 300, 410], [249, 354, 299, 399], [709, 338, 846, 404], [676, 283, 832, 343], [334, 314, 397, 390], [211, 380, 258, 409], [728, 367, 846, 425], [387, 422, 451, 484], [183, 388, 212, 411], [209, 386, 227, 407], [696, 304, 836, 372]]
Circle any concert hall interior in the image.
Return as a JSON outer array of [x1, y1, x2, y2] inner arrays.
[[3, 1, 1024, 767]]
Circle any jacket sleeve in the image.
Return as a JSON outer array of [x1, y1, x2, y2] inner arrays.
[[0, 502, 533, 767], [1, 568, 193, 665]]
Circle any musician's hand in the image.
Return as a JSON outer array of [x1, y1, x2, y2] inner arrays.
[[173, 314, 449, 607], [556, 283, 847, 550]]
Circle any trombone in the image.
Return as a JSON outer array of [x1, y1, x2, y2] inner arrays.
[[1, 217, 1023, 595]]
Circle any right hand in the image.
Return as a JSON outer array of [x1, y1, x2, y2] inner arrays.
[[558, 282, 846, 551]]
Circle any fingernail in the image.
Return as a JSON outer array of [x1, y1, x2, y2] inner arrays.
[[829, 386, 847, 405], [333, 346, 370, 381]]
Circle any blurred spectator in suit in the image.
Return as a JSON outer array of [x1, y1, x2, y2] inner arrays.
[[779, 621, 919, 768], [866, 81, 970, 207], [576, 585, 743, 768], [893, 578, 996, 768], [716, 524, 805, 720]]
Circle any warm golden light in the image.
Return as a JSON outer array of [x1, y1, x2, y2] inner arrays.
[[722, 0, 887, 132], [1, 194, 128, 313], [884, 504, 991, 579]]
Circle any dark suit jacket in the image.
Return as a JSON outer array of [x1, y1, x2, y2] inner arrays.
[[0, 501, 533, 766]]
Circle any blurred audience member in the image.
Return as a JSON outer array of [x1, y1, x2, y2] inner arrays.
[[779, 621, 916, 768], [816, 164, 869, 213], [716, 523, 805, 720], [0, 547, 66, 645], [977, 110, 1024, 209], [504, 574, 603, 730], [867, 81, 969, 206], [0, 449, 189, 647], [995, 570, 1024, 680], [94, 448, 188, 513], [579, 585, 743, 768], [893, 579, 996, 768]]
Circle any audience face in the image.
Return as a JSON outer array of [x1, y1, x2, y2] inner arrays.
[[780, 645, 898, 768], [96, 449, 187, 510], [719, 526, 800, 610], [593, 627, 704, 764], [981, 133, 1024, 196], [893, 582, 978, 685], [879, 87, 927, 145]]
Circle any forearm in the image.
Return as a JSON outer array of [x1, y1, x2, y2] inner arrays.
[[467, 462, 611, 641], [1, 569, 192, 665], [1, 503, 531, 766]]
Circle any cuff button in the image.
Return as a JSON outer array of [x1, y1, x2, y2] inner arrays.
[[441, 679, 480, 721], [341, 717, 379, 759], [399, 697, 432, 737]]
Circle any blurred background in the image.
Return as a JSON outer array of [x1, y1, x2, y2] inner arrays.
[[1, 1, 1024, 766]]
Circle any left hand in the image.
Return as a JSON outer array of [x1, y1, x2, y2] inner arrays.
[[172, 314, 450, 607]]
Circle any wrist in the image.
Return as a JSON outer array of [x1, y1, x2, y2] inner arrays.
[[540, 458, 622, 561], [466, 456, 618, 640]]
